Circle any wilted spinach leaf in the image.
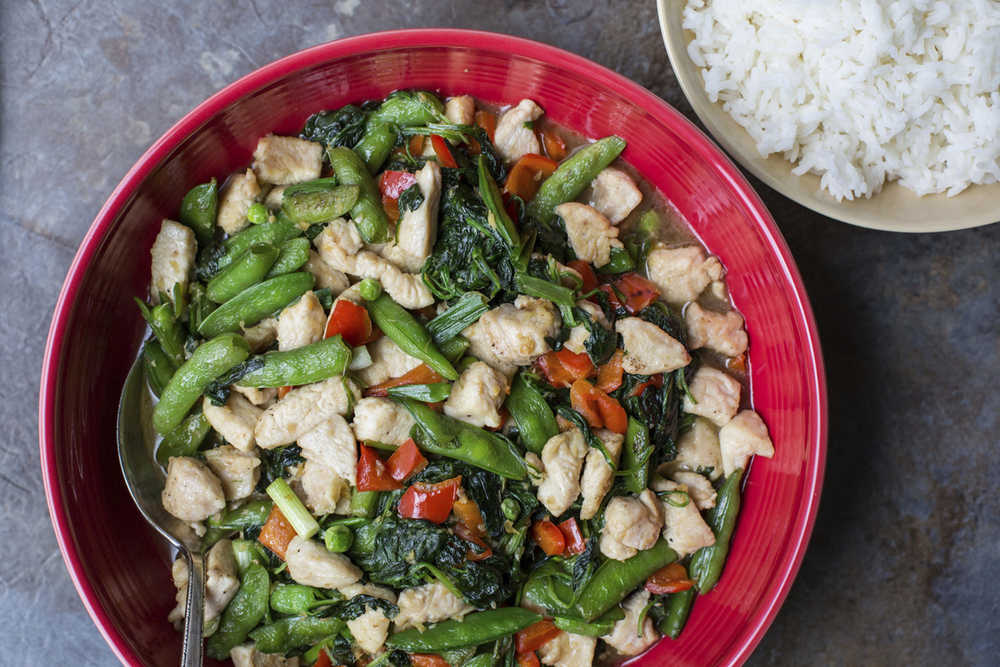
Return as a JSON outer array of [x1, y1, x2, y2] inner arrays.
[[256, 445, 304, 492], [301, 105, 369, 149]]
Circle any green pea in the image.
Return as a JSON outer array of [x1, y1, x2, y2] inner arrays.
[[358, 277, 382, 302], [365, 293, 457, 380], [506, 373, 558, 454], [135, 299, 186, 367], [689, 468, 744, 593], [323, 524, 353, 553], [247, 202, 269, 224], [354, 122, 397, 173]]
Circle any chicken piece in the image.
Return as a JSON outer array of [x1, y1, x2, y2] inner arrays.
[[355, 336, 423, 388], [494, 99, 544, 163], [537, 631, 597, 667], [659, 479, 715, 557], [563, 301, 610, 356], [682, 367, 741, 427], [203, 445, 261, 502], [378, 161, 441, 272], [231, 385, 276, 406], [344, 586, 397, 655], [663, 470, 716, 510], [445, 95, 476, 125], [242, 318, 278, 353], [149, 219, 196, 304], [217, 169, 262, 235], [601, 590, 660, 657], [202, 394, 264, 452], [263, 184, 287, 210], [537, 429, 589, 516], [394, 582, 475, 630], [684, 302, 748, 358], [579, 429, 624, 520], [304, 250, 350, 294], [298, 415, 357, 484], [168, 539, 240, 628], [588, 167, 642, 224], [444, 361, 510, 429], [252, 134, 323, 185], [719, 409, 774, 477], [463, 296, 560, 372], [285, 535, 362, 588], [255, 376, 359, 448], [230, 645, 300, 667], [312, 220, 363, 273], [666, 417, 723, 481], [161, 457, 226, 522], [277, 291, 326, 351], [600, 490, 664, 561], [525, 452, 545, 486], [615, 317, 691, 375], [352, 397, 417, 447], [646, 246, 725, 306], [297, 459, 350, 515], [555, 203, 624, 269]]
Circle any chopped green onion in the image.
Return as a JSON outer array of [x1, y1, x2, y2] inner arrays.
[[426, 291, 488, 344], [266, 478, 319, 539]]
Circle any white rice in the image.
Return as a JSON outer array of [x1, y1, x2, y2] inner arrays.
[[682, 0, 1000, 201]]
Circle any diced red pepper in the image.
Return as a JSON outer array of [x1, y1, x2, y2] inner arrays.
[[430, 135, 458, 168], [364, 364, 446, 397], [595, 284, 624, 313], [516, 653, 541, 667], [324, 299, 375, 347], [558, 517, 586, 555], [567, 259, 598, 293], [277, 385, 292, 400], [398, 476, 462, 524], [645, 562, 696, 595], [595, 391, 628, 434], [595, 349, 624, 393], [570, 379, 628, 434], [631, 373, 664, 397], [515, 619, 561, 654], [454, 521, 493, 562], [378, 170, 419, 200], [727, 353, 748, 373], [531, 519, 566, 557], [408, 655, 450, 667], [385, 438, 428, 482], [408, 136, 426, 156], [615, 273, 661, 314], [535, 348, 595, 388], [539, 128, 567, 161], [475, 110, 498, 142], [257, 505, 297, 560], [452, 495, 486, 536], [312, 648, 333, 667], [503, 154, 559, 202], [356, 444, 403, 492]]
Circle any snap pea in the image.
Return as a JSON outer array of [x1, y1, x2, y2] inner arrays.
[[364, 292, 458, 380], [371, 90, 445, 126], [386, 382, 452, 403], [400, 398, 526, 480], [426, 291, 488, 345], [354, 121, 397, 173], [249, 615, 344, 655], [187, 282, 216, 333], [236, 335, 350, 387], [526, 135, 626, 224], [477, 154, 519, 248], [152, 333, 250, 434], [323, 524, 353, 553], [621, 417, 653, 494], [205, 562, 269, 659], [659, 588, 696, 639], [439, 335, 469, 364], [202, 498, 273, 549], [179, 178, 217, 246], [270, 583, 331, 615], [624, 209, 660, 267], [205, 244, 279, 303], [142, 339, 176, 398], [596, 245, 635, 274], [282, 184, 359, 224], [265, 237, 311, 278], [387, 608, 541, 652], [326, 146, 389, 244], [197, 272, 315, 337], [350, 489, 380, 518], [571, 540, 677, 621], [553, 607, 625, 637], [283, 177, 340, 197], [247, 202, 269, 224], [135, 300, 186, 366], [155, 412, 211, 465], [689, 468, 744, 593], [506, 373, 558, 454], [204, 220, 303, 280]]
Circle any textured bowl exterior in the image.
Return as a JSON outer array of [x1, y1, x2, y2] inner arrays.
[[39, 29, 826, 667]]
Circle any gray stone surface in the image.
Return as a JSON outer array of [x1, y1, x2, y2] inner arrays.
[[1, 0, 997, 665]]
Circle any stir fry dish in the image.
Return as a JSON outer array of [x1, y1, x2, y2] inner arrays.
[[138, 90, 775, 667]]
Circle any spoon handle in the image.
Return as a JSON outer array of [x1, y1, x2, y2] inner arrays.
[[181, 549, 205, 667]]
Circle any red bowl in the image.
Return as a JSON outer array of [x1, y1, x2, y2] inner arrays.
[[39, 29, 826, 667]]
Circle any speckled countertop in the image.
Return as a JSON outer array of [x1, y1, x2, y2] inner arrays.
[[2, 1, 997, 665]]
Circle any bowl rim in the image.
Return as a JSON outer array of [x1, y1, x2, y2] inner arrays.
[[656, 0, 1000, 233], [38, 28, 827, 666]]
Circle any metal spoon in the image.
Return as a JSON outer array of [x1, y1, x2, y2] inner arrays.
[[117, 357, 204, 667]]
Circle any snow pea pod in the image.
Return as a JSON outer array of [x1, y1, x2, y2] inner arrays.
[[135, 300, 186, 366], [249, 615, 344, 654], [326, 146, 389, 243], [236, 335, 350, 387], [354, 121, 397, 173], [201, 220, 303, 280], [386, 382, 452, 403], [265, 237, 311, 278], [506, 373, 558, 454], [364, 292, 458, 380], [370, 90, 445, 126], [155, 412, 211, 465], [205, 562, 269, 659], [141, 339, 176, 398], [387, 608, 541, 652], [197, 272, 314, 337], [179, 178, 217, 246], [282, 184, 359, 224], [621, 416, 652, 494], [152, 333, 249, 434], [689, 468, 744, 593], [526, 135, 626, 225], [553, 607, 625, 637], [659, 588, 696, 639], [202, 497, 273, 549], [571, 540, 677, 622], [205, 243, 279, 303]]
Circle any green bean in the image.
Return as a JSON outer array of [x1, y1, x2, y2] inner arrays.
[[387, 608, 541, 652], [236, 336, 350, 387], [187, 282, 216, 333], [205, 220, 302, 280], [477, 155, 519, 247], [596, 245, 635, 274], [354, 121, 397, 173], [323, 524, 353, 553], [689, 468, 744, 593], [553, 607, 625, 637], [265, 237, 311, 278], [365, 293, 458, 380], [350, 489, 379, 518], [142, 339, 176, 398], [152, 333, 250, 434], [621, 416, 653, 494], [571, 540, 677, 621], [135, 300, 186, 366], [270, 583, 331, 615], [659, 588, 696, 639], [526, 136, 626, 224], [386, 382, 452, 402], [205, 244, 279, 303], [400, 398, 526, 479], [247, 202, 269, 225], [426, 291, 488, 345], [179, 178, 217, 246], [282, 184, 359, 224], [205, 562, 269, 659], [326, 146, 389, 243], [439, 335, 469, 364], [197, 272, 315, 337], [155, 412, 211, 464], [506, 373, 558, 454], [371, 90, 445, 126], [249, 615, 344, 655]]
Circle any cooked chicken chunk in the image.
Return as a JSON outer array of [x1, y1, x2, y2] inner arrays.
[[285, 535, 362, 589], [659, 479, 715, 557], [588, 167, 642, 224], [277, 291, 326, 351], [217, 169, 262, 235], [537, 631, 597, 667], [667, 417, 723, 480], [664, 470, 717, 510], [378, 161, 441, 272], [355, 336, 423, 387], [494, 99, 544, 162], [563, 301, 611, 356], [352, 397, 416, 447], [298, 415, 356, 484], [168, 539, 239, 628], [719, 409, 774, 476], [312, 219, 362, 273], [263, 184, 287, 210], [230, 645, 300, 667], [646, 245, 724, 306], [444, 361, 510, 429], [682, 367, 741, 427], [525, 451, 545, 486], [304, 250, 350, 293], [252, 134, 323, 185], [231, 384, 277, 406], [684, 302, 748, 358], [445, 95, 476, 125], [555, 203, 624, 268], [615, 317, 691, 375], [394, 582, 475, 630], [348, 603, 392, 655], [203, 445, 261, 502], [242, 318, 278, 353], [255, 376, 359, 448], [579, 429, 624, 520], [463, 296, 560, 373], [162, 457, 226, 522], [149, 219, 196, 304], [202, 394, 264, 452], [297, 459, 350, 515], [537, 429, 589, 516], [600, 490, 664, 561], [601, 590, 660, 657]]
